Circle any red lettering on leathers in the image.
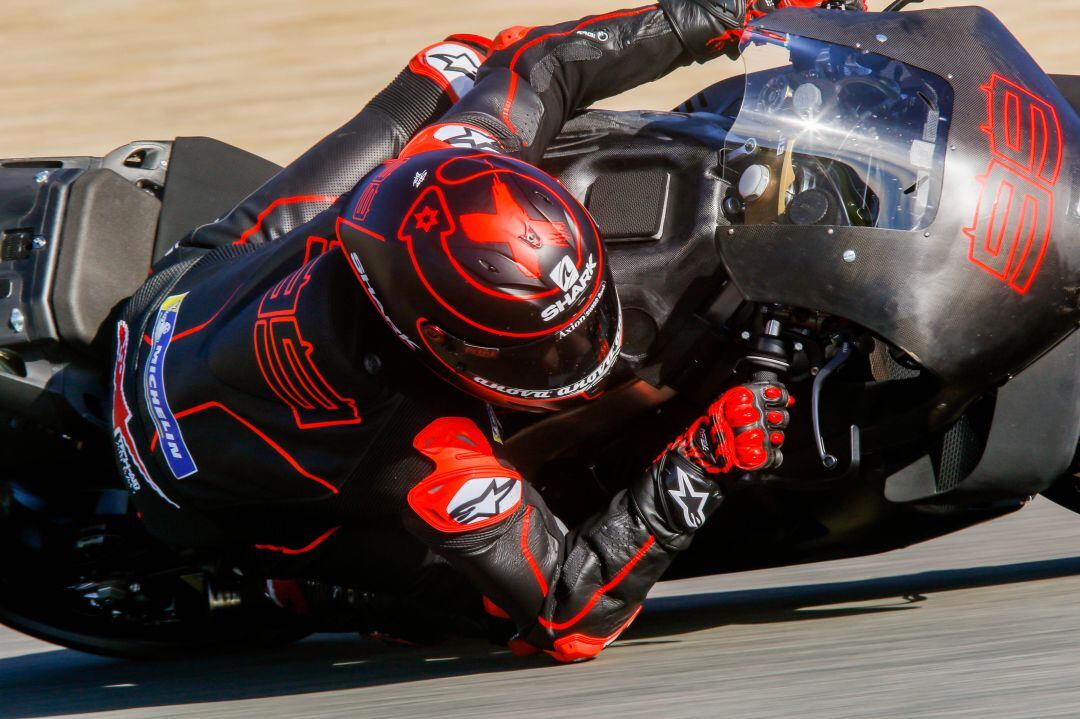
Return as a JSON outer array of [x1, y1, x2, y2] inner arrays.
[[254, 237, 361, 429]]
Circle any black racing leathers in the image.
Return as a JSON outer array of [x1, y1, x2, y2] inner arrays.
[[113, 3, 750, 661], [422, 0, 743, 165]]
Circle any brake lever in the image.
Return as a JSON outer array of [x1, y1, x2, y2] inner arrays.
[[812, 338, 852, 468]]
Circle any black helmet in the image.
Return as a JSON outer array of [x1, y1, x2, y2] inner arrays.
[[338, 149, 622, 411]]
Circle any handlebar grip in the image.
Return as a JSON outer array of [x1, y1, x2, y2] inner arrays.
[[751, 369, 781, 383]]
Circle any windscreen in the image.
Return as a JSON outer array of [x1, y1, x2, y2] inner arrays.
[[724, 30, 953, 230]]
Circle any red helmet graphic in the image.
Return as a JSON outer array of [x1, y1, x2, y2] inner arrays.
[[337, 149, 622, 411]]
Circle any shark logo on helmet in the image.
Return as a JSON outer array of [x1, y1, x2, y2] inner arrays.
[[541, 254, 597, 322]]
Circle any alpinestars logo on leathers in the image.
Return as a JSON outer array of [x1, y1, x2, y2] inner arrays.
[[446, 477, 522, 525]]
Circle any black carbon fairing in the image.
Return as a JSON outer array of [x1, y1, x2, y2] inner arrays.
[[718, 7, 1080, 398], [543, 110, 731, 372]]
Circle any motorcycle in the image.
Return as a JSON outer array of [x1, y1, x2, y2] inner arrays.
[[0, 4, 1076, 657]]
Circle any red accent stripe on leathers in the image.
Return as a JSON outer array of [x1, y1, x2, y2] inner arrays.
[[521, 505, 549, 595], [173, 401, 339, 493], [537, 535, 655, 631], [255, 525, 342, 554], [232, 195, 337, 246], [500, 6, 657, 135], [172, 285, 242, 341]]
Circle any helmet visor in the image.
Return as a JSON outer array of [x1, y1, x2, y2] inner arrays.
[[420, 280, 622, 403]]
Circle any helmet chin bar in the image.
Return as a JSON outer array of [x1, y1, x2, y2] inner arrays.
[[416, 315, 624, 412], [469, 323, 623, 405]]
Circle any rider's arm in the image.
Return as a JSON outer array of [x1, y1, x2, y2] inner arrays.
[[403, 381, 790, 662], [182, 35, 492, 250], [398, 1, 746, 164]]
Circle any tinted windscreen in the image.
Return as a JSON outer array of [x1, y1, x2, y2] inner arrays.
[[725, 30, 953, 230]]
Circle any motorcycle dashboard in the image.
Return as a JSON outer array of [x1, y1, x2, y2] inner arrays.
[[725, 29, 953, 231]]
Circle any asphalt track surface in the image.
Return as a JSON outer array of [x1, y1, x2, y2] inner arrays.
[[4, 1, 1080, 717], [4, 497, 1080, 718]]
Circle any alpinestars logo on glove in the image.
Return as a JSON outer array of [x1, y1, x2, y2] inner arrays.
[[427, 51, 480, 77], [447, 477, 523, 525], [433, 125, 500, 152], [541, 254, 596, 321], [667, 467, 710, 528], [414, 42, 484, 101]]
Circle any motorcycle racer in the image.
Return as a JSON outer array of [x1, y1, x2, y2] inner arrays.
[[111, 0, 847, 662]]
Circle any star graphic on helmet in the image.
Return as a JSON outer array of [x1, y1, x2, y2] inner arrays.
[[414, 205, 440, 233], [459, 177, 570, 279], [428, 51, 480, 77], [668, 467, 710, 528]]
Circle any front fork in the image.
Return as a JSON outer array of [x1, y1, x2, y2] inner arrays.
[[744, 310, 860, 481]]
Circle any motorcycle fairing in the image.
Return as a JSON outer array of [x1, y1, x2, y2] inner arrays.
[[716, 7, 1080, 400], [885, 328, 1079, 502]]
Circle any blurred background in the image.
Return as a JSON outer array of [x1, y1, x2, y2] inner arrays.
[[1, 0, 1076, 163]]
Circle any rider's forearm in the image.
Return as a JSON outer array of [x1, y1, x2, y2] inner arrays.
[[405, 449, 722, 663], [429, 2, 744, 164], [521, 451, 724, 661], [403, 383, 787, 662], [182, 35, 490, 250]]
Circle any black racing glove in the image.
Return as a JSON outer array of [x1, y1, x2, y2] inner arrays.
[[631, 379, 793, 548], [660, 0, 747, 61], [661, 0, 866, 61]]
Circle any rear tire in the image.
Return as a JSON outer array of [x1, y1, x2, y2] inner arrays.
[[0, 598, 309, 659], [0, 480, 309, 659]]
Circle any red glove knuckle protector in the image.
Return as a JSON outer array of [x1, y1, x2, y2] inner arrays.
[[667, 380, 794, 475]]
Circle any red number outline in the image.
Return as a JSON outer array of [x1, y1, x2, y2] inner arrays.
[[962, 74, 1063, 295]]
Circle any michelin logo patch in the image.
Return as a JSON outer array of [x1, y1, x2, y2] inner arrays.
[[144, 293, 198, 479], [113, 320, 178, 507]]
